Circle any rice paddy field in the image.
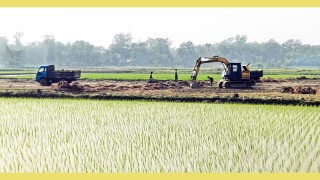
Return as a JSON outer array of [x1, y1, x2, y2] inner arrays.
[[0, 97, 319, 172]]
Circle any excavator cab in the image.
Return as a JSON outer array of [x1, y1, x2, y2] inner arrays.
[[224, 63, 242, 81]]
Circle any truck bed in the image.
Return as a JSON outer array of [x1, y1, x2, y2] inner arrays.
[[47, 70, 81, 79], [250, 70, 263, 80]]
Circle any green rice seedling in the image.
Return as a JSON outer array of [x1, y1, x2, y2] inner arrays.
[[0, 98, 319, 172]]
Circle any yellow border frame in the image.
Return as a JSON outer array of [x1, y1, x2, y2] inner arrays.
[[0, 0, 319, 7], [1, 0, 320, 180]]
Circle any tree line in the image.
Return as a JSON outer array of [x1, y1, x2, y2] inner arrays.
[[1, 32, 320, 68]]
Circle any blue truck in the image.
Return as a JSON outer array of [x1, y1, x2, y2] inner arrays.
[[35, 65, 81, 86]]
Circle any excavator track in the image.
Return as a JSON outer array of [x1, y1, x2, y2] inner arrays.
[[219, 80, 254, 89]]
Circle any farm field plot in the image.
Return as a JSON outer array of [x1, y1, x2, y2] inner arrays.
[[0, 98, 319, 172], [2, 67, 320, 80], [0, 78, 319, 103]]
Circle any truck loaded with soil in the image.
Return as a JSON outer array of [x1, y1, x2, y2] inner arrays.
[[35, 65, 81, 86]]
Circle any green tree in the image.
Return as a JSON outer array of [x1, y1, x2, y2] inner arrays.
[[4, 32, 25, 67], [43, 35, 56, 64], [0, 37, 8, 65], [235, 34, 248, 63], [67, 41, 96, 66], [176, 41, 196, 67], [146, 38, 173, 66], [24, 42, 45, 66], [261, 39, 282, 67], [130, 42, 150, 66], [109, 33, 132, 66], [54, 42, 68, 66]]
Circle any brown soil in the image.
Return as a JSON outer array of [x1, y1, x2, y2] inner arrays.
[[0, 78, 320, 103]]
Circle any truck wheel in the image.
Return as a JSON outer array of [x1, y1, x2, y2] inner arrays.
[[218, 81, 223, 88], [40, 79, 47, 86], [250, 80, 256, 85]]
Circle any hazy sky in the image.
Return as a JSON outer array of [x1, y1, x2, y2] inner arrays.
[[1, 8, 319, 47]]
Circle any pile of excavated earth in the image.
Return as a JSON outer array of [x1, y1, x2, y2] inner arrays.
[[51, 80, 206, 93], [49, 78, 320, 97], [282, 86, 317, 94]]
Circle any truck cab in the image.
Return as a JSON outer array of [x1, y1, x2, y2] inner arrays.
[[35, 65, 53, 86], [36, 65, 50, 82]]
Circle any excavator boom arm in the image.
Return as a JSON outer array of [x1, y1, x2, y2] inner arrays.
[[193, 56, 230, 80]]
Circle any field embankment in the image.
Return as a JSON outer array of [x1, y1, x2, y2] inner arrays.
[[0, 78, 319, 106]]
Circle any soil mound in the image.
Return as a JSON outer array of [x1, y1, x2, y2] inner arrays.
[[52, 81, 84, 93], [282, 86, 317, 94], [296, 76, 308, 80], [262, 78, 279, 82]]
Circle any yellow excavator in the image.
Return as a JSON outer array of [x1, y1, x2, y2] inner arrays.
[[191, 56, 263, 88]]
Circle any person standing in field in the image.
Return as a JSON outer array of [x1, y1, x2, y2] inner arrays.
[[207, 76, 214, 87], [174, 69, 178, 81], [149, 71, 153, 80]]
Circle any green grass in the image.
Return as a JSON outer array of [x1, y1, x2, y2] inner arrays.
[[0, 75, 35, 79], [262, 68, 320, 75], [81, 73, 223, 81], [0, 98, 320, 172], [0, 71, 35, 75]]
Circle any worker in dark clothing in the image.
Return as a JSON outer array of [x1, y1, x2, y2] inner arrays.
[[207, 76, 214, 87], [149, 71, 153, 80], [174, 69, 178, 81]]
